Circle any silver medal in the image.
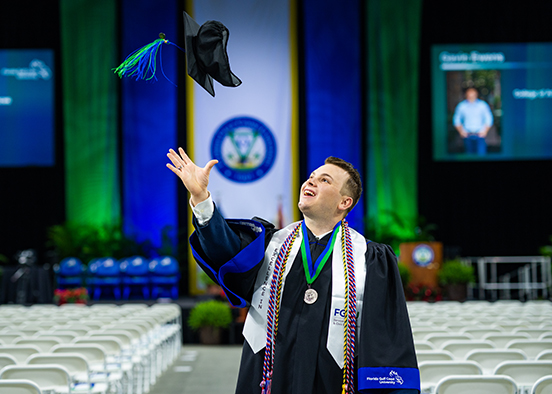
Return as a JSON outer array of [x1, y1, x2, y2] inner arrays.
[[304, 288, 318, 304]]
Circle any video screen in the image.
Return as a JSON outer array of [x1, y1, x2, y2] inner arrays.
[[431, 43, 552, 161], [0, 49, 55, 167]]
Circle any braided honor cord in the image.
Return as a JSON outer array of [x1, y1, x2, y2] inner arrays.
[[260, 223, 301, 394], [341, 219, 356, 394]]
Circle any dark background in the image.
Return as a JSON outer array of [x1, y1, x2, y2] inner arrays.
[[1, 0, 551, 267], [418, 1, 552, 257]]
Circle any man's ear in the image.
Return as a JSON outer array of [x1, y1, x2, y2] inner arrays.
[[339, 196, 353, 213]]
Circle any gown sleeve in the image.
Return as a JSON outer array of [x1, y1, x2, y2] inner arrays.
[[189, 204, 276, 307], [357, 242, 420, 393]]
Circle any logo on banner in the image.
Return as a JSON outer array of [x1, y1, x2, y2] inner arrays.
[[211, 116, 277, 183], [1, 59, 52, 80], [412, 244, 434, 267]]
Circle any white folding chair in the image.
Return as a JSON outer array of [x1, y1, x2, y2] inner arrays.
[[420, 360, 482, 393], [507, 340, 552, 359], [0, 333, 24, 344], [52, 326, 90, 336], [416, 350, 454, 363], [537, 350, 552, 361], [494, 321, 529, 331], [34, 332, 77, 344], [0, 379, 42, 394], [0, 364, 71, 394], [494, 360, 552, 393], [0, 353, 18, 369], [27, 353, 108, 394], [51, 343, 123, 393], [415, 341, 436, 351], [73, 337, 133, 394], [434, 374, 518, 394], [461, 327, 504, 340], [0, 345, 40, 364], [483, 333, 531, 348], [441, 340, 495, 359], [532, 376, 552, 394], [465, 349, 527, 374], [540, 334, 552, 341], [426, 334, 474, 349], [413, 328, 449, 341], [12, 338, 61, 353], [514, 328, 552, 339], [14, 327, 42, 337], [85, 332, 141, 393]]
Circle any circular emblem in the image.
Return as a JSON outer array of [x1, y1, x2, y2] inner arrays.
[[412, 244, 435, 267], [211, 116, 277, 183], [304, 288, 318, 304]]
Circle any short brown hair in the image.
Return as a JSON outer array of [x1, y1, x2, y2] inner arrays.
[[324, 156, 362, 214]]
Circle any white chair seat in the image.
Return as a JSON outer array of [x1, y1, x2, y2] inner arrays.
[[482, 333, 531, 348], [426, 334, 474, 349], [420, 360, 482, 393], [0, 379, 43, 394], [416, 350, 454, 363], [0, 364, 71, 394], [494, 360, 552, 392], [532, 375, 552, 394], [465, 349, 527, 374], [435, 374, 517, 394], [507, 340, 552, 359], [0, 345, 40, 364], [441, 340, 495, 359]]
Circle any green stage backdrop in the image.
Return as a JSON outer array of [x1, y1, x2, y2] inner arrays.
[[60, 0, 120, 227], [366, 0, 422, 243]]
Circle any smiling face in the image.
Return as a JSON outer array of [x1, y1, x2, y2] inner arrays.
[[298, 164, 353, 222], [466, 88, 478, 102]]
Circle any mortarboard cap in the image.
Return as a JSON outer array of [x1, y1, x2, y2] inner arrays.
[[183, 12, 242, 97]]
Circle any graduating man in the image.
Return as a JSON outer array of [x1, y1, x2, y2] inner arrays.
[[167, 147, 420, 394]]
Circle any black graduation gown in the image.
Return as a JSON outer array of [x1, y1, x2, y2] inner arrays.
[[190, 205, 420, 394]]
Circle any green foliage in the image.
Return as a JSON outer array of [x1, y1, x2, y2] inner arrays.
[[540, 236, 552, 257], [0, 254, 7, 264], [46, 222, 149, 263], [397, 263, 411, 287], [438, 260, 475, 285], [366, 211, 438, 252], [188, 300, 233, 330]]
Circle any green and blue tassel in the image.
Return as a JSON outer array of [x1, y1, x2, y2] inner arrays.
[[113, 33, 183, 85]]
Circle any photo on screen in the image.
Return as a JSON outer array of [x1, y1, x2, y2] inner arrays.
[[446, 70, 502, 155], [432, 43, 552, 161]]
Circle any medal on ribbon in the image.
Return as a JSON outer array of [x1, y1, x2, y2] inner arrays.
[[300, 221, 340, 304]]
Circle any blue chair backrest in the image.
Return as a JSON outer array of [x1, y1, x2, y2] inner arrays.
[[88, 257, 120, 276], [120, 256, 149, 276], [149, 256, 179, 276], [59, 257, 83, 276]]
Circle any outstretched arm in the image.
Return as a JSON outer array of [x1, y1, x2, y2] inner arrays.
[[166, 147, 218, 206]]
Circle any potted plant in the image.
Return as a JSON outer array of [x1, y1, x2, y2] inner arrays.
[[438, 259, 475, 301], [188, 299, 233, 344]]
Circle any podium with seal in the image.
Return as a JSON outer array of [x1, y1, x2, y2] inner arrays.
[[399, 242, 443, 287]]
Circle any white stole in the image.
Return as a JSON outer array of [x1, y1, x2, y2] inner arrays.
[[242, 222, 367, 368]]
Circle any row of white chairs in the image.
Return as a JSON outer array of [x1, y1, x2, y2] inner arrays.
[[430, 374, 552, 394], [408, 301, 552, 393], [419, 359, 552, 393], [0, 303, 182, 394], [413, 327, 552, 340], [415, 338, 552, 359]]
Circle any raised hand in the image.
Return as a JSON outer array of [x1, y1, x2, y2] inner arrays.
[[166, 147, 218, 206]]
